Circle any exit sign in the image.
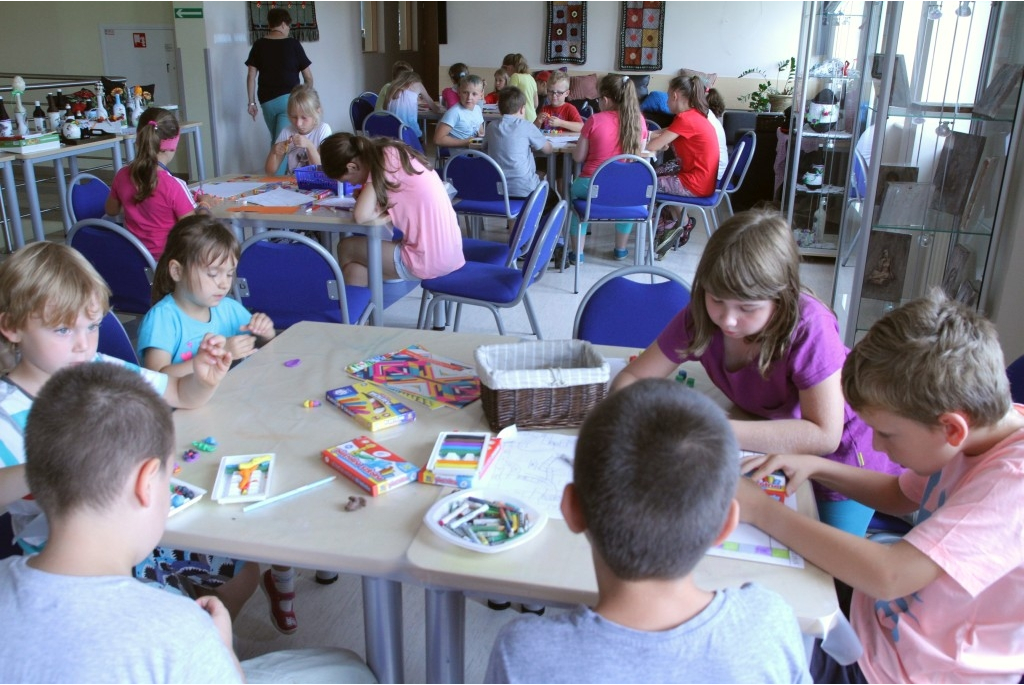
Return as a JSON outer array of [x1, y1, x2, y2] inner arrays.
[[174, 7, 203, 19]]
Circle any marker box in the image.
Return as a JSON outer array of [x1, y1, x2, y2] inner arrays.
[[326, 382, 416, 432], [322, 436, 419, 496], [211, 453, 276, 504], [418, 431, 502, 489]]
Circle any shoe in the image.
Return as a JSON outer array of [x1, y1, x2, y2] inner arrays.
[[656, 217, 697, 258], [613, 248, 629, 261], [487, 599, 512, 611], [314, 570, 339, 585], [519, 603, 546, 616], [567, 251, 584, 266], [261, 569, 298, 634], [552, 244, 564, 264]]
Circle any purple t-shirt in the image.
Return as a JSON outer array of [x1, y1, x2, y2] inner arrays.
[[656, 293, 902, 501]]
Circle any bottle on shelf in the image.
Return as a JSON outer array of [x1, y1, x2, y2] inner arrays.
[[46, 93, 61, 132], [812, 197, 827, 245], [55, 89, 64, 110], [0, 96, 11, 137], [111, 92, 126, 121], [32, 101, 46, 133]]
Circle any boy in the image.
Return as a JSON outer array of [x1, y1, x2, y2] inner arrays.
[[739, 290, 1024, 683], [534, 71, 584, 133], [433, 74, 485, 150], [482, 86, 553, 199], [0, 364, 375, 683], [485, 379, 810, 683]]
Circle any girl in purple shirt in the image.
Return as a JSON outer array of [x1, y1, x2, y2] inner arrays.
[[614, 210, 902, 535]]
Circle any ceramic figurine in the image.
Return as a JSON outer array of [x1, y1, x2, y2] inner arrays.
[[61, 117, 81, 140], [111, 92, 126, 121], [11, 76, 28, 136], [94, 82, 108, 121]]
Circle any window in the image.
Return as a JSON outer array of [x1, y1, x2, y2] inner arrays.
[[361, 1, 379, 53], [398, 1, 418, 51]]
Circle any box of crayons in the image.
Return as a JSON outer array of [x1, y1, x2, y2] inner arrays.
[[322, 436, 419, 496], [326, 381, 416, 432], [418, 431, 502, 489]]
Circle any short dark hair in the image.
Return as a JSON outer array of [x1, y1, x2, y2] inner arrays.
[[574, 379, 738, 580], [267, 8, 291, 28], [25, 364, 174, 520], [498, 86, 526, 115]]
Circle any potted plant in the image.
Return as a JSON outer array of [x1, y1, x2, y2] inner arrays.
[[737, 58, 796, 112]]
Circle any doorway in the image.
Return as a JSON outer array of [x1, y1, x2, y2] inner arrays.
[[99, 25, 179, 107]]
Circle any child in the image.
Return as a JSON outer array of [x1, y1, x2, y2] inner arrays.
[[644, 74, 720, 254], [568, 74, 648, 264], [105, 107, 221, 260], [0, 363, 375, 682], [706, 87, 729, 182], [739, 291, 1024, 683], [433, 74, 485, 151], [501, 53, 538, 123], [535, 71, 583, 133], [264, 84, 331, 176], [484, 68, 507, 105], [482, 86, 553, 200], [385, 70, 440, 140], [0, 242, 257, 616], [441, 62, 468, 109], [375, 60, 414, 112], [320, 132, 465, 287], [613, 210, 903, 535], [485, 379, 810, 683]]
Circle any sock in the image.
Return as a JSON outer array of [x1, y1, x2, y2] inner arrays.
[[270, 567, 295, 612]]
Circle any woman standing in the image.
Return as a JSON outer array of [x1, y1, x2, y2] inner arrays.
[[245, 8, 314, 144]]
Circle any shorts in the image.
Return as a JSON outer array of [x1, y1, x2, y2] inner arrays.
[[656, 173, 699, 196], [393, 244, 420, 283]]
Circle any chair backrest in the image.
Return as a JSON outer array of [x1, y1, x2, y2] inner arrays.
[[97, 310, 139, 365], [236, 230, 371, 329], [66, 219, 156, 316], [398, 123, 425, 153], [504, 182, 549, 267], [522, 200, 568, 289], [443, 150, 513, 211], [67, 173, 111, 223], [580, 154, 657, 222], [644, 118, 662, 131], [350, 95, 376, 133], [363, 111, 405, 140], [724, 130, 756, 193], [358, 90, 378, 107], [573, 265, 692, 348], [1008, 354, 1024, 404]]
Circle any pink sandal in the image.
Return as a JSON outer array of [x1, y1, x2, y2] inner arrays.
[[261, 569, 298, 634]]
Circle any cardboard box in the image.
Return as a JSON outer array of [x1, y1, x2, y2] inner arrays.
[[326, 382, 416, 431], [418, 431, 502, 489], [322, 436, 419, 496]]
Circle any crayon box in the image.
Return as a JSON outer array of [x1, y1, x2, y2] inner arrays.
[[758, 471, 787, 504], [418, 431, 502, 489], [326, 381, 416, 431], [322, 436, 420, 496]]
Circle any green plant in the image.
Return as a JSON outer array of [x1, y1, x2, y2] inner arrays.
[[737, 58, 796, 112]]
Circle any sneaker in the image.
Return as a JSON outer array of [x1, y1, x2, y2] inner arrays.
[[314, 570, 339, 585], [656, 217, 697, 258], [487, 599, 512, 611], [519, 603, 546, 616], [613, 248, 629, 261], [567, 251, 584, 266], [552, 244, 564, 265], [261, 569, 298, 634]]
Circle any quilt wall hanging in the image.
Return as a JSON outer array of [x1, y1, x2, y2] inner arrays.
[[546, 1, 587, 65], [618, 1, 666, 71], [248, 2, 319, 43]]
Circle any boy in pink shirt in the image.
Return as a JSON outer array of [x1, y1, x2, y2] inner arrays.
[[739, 290, 1024, 683]]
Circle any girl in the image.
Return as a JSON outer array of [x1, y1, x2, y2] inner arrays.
[[535, 71, 583, 133], [105, 107, 220, 260], [441, 62, 468, 109], [502, 53, 538, 123], [264, 84, 331, 176], [644, 74, 720, 252], [376, 60, 414, 112], [484, 68, 508, 105], [385, 70, 440, 139], [568, 74, 648, 264], [613, 210, 903, 535], [319, 132, 465, 288]]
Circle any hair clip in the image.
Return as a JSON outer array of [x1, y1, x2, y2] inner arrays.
[[147, 120, 158, 128], [622, 75, 629, 83]]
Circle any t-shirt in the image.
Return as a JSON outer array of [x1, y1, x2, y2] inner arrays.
[[137, 293, 254, 365], [0, 556, 242, 683], [441, 86, 460, 110], [666, 108, 719, 196], [272, 121, 332, 174], [852, 412, 1024, 684], [110, 165, 196, 259], [485, 584, 810, 684], [244, 37, 312, 104], [538, 102, 583, 131], [373, 147, 464, 280], [386, 88, 422, 138], [578, 111, 649, 178], [655, 293, 902, 500], [439, 103, 483, 140], [707, 111, 729, 180], [482, 115, 548, 197], [508, 73, 539, 123]]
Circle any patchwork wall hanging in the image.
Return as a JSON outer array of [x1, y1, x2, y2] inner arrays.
[[618, 1, 666, 71], [248, 2, 319, 43], [546, 1, 587, 65]]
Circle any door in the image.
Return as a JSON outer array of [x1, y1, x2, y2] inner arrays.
[[99, 25, 179, 106]]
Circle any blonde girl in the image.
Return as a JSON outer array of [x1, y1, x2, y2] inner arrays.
[[502, 53, 538, 122], [105, 107, 220, 260], [613, 210, 903, 535], [485, 68, 508, 105], [386, 70, 440, 138], [376, 60, 414, 111], [442, 62, 468, 109], [265, 84, 331, 175]]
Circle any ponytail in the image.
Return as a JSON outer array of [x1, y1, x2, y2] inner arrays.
[[599, 74, 643, 156], [129, 108, 180, 204]]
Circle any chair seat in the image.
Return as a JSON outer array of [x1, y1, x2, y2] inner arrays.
[[571, 199, 651, 221], [422, 263, 523, 305], [454, 198, 526, 217], [654, 191, 721, 207], [461, 238, 509, 266]]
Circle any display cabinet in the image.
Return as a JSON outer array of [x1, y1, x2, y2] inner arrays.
[[832, 1, 1023, 344]]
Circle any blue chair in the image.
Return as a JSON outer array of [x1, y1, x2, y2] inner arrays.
[[568, 154, 658, 294], [236, 230, 372, 329], [358, 90, 378, 107], [461, 182, 548, 267], [573, 265, 691, 348], [443, 150, 526, 240], [398, 123, 425, 154], [67, 219, 156, 316], [363, 111, 405, 140], [722, 129, 757, 216], [98, 310, 139, 365], [350, 93, 376, 133], [66, 172, 111, 223], [1007, 354, 1024, 403], [417, 201, 567, 338]]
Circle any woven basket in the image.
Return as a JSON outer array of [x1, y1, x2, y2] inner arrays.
[[475, 340, 610, 431], [294, 164, 339, 192]]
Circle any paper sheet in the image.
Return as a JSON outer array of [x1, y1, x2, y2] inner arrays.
[[244, 187, 318, 207], [483, 431, 577, 520], [199, 182, 267, 198], [316, 195, 357, 208]]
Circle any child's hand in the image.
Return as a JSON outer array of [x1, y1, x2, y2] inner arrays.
[[195, 595, 234, 650], [735, 477, 778, 524], [741, 453, 819, 496], [290, 133, 312, 151], [242, 313, 276, 341], [273, 139, 290, 157], [192, 333, 232, 387], [225, 334, 257, 360], [197, 194, 223, 207]]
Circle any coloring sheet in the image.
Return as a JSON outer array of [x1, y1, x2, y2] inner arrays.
[[482, 431, 577, 520], [707, 494, 805, 568], [198, 181, 267, 198]]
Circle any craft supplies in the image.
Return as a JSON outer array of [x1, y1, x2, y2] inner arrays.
[[419, 431, 502, 489], [345, 344, 480, 410], [424, 489, 548, 553], [326, 382, 416, 431], [242, 475, 336, 513], [302, 399, 322, 408], [211, 453, 276, 504], [168, 478, 207, 517], [322, 436, 419, 496]]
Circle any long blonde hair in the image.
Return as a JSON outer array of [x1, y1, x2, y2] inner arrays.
[[599, 74, 643, 156]]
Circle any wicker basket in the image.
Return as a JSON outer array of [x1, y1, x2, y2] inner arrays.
[[294, 164, 340, 192], [474, 340, 610, 431]]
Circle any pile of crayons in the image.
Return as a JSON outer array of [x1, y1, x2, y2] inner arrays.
[[436, 495, 532, 547]]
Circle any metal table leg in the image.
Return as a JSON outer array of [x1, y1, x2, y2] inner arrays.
[[362, 576, 405, 684], [424, 587, 465, 684]]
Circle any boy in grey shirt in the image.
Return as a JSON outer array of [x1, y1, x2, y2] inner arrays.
[[483, 86, 553, 199]]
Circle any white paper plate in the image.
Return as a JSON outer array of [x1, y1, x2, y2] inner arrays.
[[424, 489, 547, 554], [168, 478, 207, 518]]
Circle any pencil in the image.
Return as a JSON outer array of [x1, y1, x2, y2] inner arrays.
[[242, 475, 337, 512]]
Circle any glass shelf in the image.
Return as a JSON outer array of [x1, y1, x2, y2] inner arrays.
[[879, 106, 1016, 124]]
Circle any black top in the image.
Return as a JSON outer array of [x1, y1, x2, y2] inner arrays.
[[245, 37, 312, 103]]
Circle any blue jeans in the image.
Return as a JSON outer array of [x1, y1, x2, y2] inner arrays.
[[261, 93, 291, 175]]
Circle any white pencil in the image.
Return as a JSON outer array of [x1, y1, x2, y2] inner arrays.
[[242, 475, 337, 512]]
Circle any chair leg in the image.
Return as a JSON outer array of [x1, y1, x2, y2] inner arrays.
[[486, 305, 506, 336], [523, 294, 543, 339], [417, 291, 431, 329], [452, 303, 464, 332]]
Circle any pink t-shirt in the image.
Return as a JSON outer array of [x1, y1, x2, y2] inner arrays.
[[372, 147, 464, 280], [852, 410, 1024, 683], [578, 111, 648, 178], [110, 165, 195, 259]]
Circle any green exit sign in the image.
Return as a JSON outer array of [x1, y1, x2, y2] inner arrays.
[[174, 7, 203, 19]]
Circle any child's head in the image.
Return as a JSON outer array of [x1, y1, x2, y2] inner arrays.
[[267, 7, 292, 30], [707, 88, 726, 118], [0, 242, 110, 367], [287, 84, 322, 135], [568, 379, 738, 580], [25, 363, 174, 526], [448, 62, 468, 86], [667, 74, 710, 116], [687, 210, 802, 376], [131, 108, 180, 203], [320, 132, 427, 212], [843, 289, 1010, 430], [388, 70, 423, 101], [392, 60, 414, 79], [502, 53, 529, 75], [598, 74, 644, 156], [546, 72, 571, 106], [151, 215, 240, 305], [497, 86, 527, 117], [492, 68, 508, 93], [457, 75, 484, 110]]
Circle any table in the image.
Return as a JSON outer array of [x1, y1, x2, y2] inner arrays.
[[10, 136, 124, 242], [164, 322, 516, 683], [123, 120, 206, 183], [0, 153, 24, 251]]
